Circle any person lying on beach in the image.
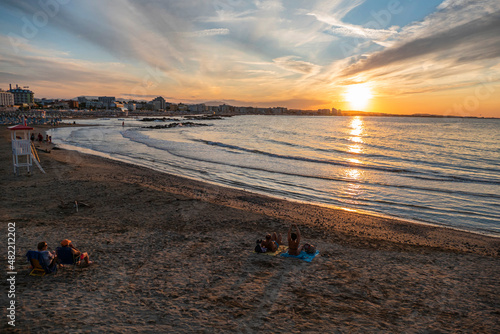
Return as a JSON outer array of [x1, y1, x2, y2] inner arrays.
[[302, 243, 317, 254], [287, 224, 302, 255], [259, 232, 282, 253], [60, 239, 92, 265], [37, 241, 58, 270]]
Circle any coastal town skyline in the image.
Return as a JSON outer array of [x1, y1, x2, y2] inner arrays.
[[1, 0, 499, 117]]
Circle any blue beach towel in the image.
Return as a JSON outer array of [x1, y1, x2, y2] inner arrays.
[[280, 250, 320, 262]]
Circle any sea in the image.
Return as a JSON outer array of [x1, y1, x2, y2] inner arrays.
[[48, 115, 500, 236]]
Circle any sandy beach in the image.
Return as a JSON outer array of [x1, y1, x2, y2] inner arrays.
[[1, 125, 499, 333]]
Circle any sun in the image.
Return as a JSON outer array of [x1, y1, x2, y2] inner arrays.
[[344, 83, 373, 111]]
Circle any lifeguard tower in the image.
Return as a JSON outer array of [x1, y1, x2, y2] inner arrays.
[[8, 124, 45, 175]]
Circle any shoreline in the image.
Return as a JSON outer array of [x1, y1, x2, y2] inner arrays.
[[57, 138, 500, 239], [9, 125, 500, 256], [1, 125, 499, 332], [49, 125, 500, 253], [58, 137, 500, 240]]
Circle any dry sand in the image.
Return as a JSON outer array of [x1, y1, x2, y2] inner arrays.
[[1, 125, 499, 333]]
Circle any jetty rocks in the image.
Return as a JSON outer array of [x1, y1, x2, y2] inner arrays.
[[142, 122, 210, 129]]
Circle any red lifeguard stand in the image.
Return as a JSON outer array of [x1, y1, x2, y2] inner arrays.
[[8, 124, 45, 175]]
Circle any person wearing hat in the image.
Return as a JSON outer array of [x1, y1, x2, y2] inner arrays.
[[60, 239, 92, 265]]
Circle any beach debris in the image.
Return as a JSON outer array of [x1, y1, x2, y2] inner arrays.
[[58, 200, 91, 214]]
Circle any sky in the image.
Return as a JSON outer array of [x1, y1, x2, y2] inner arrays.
[[0, 0, 499, 117]]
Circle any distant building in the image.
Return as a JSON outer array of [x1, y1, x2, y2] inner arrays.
[[235, 106, 254, 114], [152, 101, 163, 111], [219, 104, 234, 113], [271, 107, 286, 114], [151, 96, 166, 110], [86, 101, 104, 109], [177, 103, 188, 112], [98, 96, 115, 109], [77, 96, 88, 103], [127, 103, 136, 111], [8, 84, 34, 105], [54, 101, 70, 109], [188, 104, 206, 113], [68, 100, 79, 109], [37, 98, 55, 107], [0, 89, 14, 106]]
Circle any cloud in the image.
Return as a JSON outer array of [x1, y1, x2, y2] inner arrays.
[[0, 52, 132, 85], [308, 13, 397, 40], [255, 0, 284, 12], [189, 28, 230, 37], [200, 98, 331, 109], [120, 93, 175, 99], [342, 10, 500, 77], [1, 0, 498, 114], [273, 56, 321, 75]]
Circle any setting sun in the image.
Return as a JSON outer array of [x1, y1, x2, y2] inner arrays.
[[344, 83, 373, 111]]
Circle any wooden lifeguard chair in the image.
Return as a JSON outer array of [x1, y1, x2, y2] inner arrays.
[[8, 124, 45, 175]]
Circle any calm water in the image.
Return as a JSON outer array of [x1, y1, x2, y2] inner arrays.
[[48, 116, 500, 236]]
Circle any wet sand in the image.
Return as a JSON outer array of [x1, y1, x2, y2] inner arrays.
[[1, 125, 499, 333]]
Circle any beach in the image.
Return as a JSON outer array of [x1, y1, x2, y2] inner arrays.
[[1, 125, 499, 333]]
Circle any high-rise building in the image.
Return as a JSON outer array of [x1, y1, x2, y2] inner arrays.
[[151, 96, 166, 110], [8, 84, 34, 105], [98, 96, 115, 109], [0, 89, 14, 106]]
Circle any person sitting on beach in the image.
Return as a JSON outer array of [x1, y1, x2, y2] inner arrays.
[[260, 232, 282, 253], [59, 239, 92, 265], [255, 240, 267, 253], [37, 241, 58, 270], [287, 224, 302, 255]]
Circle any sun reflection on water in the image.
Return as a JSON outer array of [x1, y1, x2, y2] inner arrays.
[[348, 117, 364, 155], [349, 144, 362, 154], [340, 117, 366, 203], [346, 168, 361, 179], [349, 116, 364, 143], [342, 169, 363, 198]]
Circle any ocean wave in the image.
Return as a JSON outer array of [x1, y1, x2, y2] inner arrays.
[[273, 137, 500, 176], [191, 139, 500, 185], [122, 129, 500, 196]]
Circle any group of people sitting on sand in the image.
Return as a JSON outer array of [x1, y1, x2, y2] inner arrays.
[[33, 239, 92, 271], [255, 223, 316, 255]]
